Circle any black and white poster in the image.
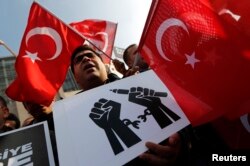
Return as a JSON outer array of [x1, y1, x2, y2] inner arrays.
[[0, 122, 55, 166], [53, 70, 190, 166]]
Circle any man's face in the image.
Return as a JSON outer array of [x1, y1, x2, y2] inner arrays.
[[23, 102, 52, 118], [0, 108, 5, 127], [126, 45, 148, 70], [0, 104, 9, 119], [73, 49, 108, 90], [125, 45, 138, 68]]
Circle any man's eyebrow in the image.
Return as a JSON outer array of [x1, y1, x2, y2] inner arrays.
[[75, 52, 87, 58], [76, 50, 94, 56]]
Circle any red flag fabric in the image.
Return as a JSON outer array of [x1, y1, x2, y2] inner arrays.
[[211, 0, 250, 37], [70, 19, 117, 64], [138, 0, 250, 125], [6, 2, 85, 106]]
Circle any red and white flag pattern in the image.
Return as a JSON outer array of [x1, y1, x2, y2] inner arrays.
[[6, 2, 85, 106], [138, 0, 250, 126], [70, 19, 117, 64]]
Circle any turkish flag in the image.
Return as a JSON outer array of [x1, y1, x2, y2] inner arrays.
[[70, 19, 117, 64], [6, 2, 85, 106], [138, 0, 250, 125]]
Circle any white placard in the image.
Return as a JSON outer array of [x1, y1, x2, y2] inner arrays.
[[53, 70, 190, 166]]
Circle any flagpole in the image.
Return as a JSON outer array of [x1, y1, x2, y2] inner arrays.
[[0, 40, 17, 57], [33, 1, 113, 61]]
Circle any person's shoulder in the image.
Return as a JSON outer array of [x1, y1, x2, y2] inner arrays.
[[108, 73, 121, 82], [6, 113, 21, 129], [1, 125, 14, 132], [22, 117, 35, 127]]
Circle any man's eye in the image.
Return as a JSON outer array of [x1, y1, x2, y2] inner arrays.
[[85, 53, 93, 58], [74, 55, 84, 64]]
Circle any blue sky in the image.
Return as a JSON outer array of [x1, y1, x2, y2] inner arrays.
[[0, 0, 151, 57]]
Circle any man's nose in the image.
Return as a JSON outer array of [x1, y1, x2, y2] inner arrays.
[[82, 56, 91, 63]]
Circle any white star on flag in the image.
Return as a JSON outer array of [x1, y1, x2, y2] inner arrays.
[[185, 52, 200, 69], [23, 50, 42, 63]]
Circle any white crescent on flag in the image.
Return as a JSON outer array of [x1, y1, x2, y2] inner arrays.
[[25, 27, 62, 60], [156, 18, 189, 62]]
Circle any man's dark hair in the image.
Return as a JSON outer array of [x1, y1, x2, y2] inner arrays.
[[123, 44, 137, 65], [70, 45, 102, 74], [0, 96, 7, 107], [6, 113, 21, 129]]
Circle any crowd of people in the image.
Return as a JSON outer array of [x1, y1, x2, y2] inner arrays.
[[0, 43, 248, 166]]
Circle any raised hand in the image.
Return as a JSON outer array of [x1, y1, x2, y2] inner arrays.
[[89, 98, 123, 155], [127, 87, 180, 129], [128, 87, 164, 108], [112, 59, 127, 75], [123, 66, 139, 77], [89, 98, 121, 129], [112, 59, 140, 77], [89, 98, 141, 155]]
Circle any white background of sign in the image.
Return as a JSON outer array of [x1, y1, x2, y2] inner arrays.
[[53, 70, 190, 166]]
